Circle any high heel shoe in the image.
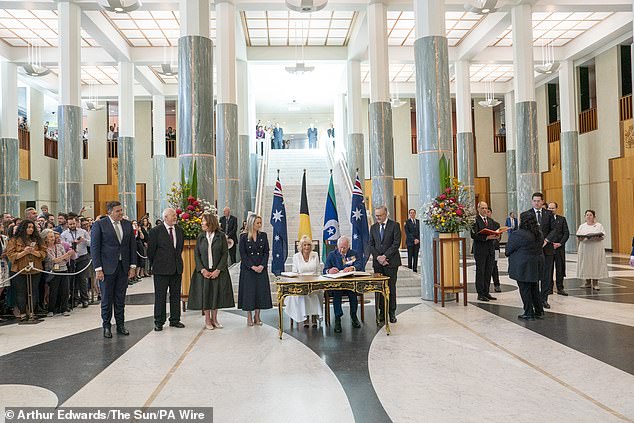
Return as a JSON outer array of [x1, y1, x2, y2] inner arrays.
[[213, 322, 223, 329], [255, 320, 263, 326], [247, 320, 254, 327], [205, 323, 215, 330]]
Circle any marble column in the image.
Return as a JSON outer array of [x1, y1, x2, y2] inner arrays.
[[0, 62, 19, 216], [152, 95, 168, 221], [455, 60, 474, 198], [414, 0, 453, 301], [512, 3, 540, 211], [559, 60, 580, 252], [117, 61, 136, 219], [237, 59, 252, 219], [178, 0, 215, 203], [57, 1, 83, 214], [367, 2, 394, 209], [347, 60, 365, 182], [216, 0, 239, 211], [504, 91, 517, 217]]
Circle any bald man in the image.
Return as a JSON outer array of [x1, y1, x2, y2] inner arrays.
[[471, 202, 499, 302], [220, 207, 238, 264]]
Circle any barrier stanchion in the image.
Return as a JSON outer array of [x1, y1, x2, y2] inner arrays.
[[19, 268, 42, 325]]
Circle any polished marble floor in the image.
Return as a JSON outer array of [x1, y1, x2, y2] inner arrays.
[[1, 251, 633, 423]]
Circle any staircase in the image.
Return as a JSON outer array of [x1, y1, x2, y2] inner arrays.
[[260, 148, 352, 256]]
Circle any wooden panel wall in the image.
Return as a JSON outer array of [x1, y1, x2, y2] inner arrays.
[[609, 119, 634, 254], [541, 140, 563, 208], [364, 178, 409, 249], [94, 158, 147, 219], [474, 177, 490, 207]]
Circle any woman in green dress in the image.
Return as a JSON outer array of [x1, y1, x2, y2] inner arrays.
[[188, 213, 235, 330]]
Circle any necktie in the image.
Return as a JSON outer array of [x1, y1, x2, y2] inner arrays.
[[169, 227, 175, 248], [380, 224, 385, 241], [113, 221, 122, 242], [537, 210, 542, 225], [483, 217, 488, 226]]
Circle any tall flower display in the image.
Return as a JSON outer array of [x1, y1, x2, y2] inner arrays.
[[167, 182, 216, 239], [423, 178, 476, 233]]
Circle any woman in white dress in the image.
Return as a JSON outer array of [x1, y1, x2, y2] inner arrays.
[[576, 209, 609, 290], [285, 236, 323, 328]]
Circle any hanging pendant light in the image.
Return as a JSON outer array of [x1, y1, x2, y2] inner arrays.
[[535, 39, 559, 74], [478, 80, 501, 108], [97, 0, 142, 13], [22, 41, 50, 77], [85, 82, 105, 111], [464, 0, 497, 15]]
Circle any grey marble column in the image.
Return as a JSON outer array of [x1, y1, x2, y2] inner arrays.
[[415, 35, 453, 301], [0, 138, 19, 216], [153, 155, 167, 221], [561, 130, 580, 252], [178, 35, 215, 202], [217, 103, 239, 209], [515, 101, 539, 211], [348, 133, 365, 182], [118, 136, 136, 219], [239, 134, 251, 218], [506, 149, 517, 215], [456, 132, 474, 193], [58, 105, 83, 214], [369, 102, 394, 209]]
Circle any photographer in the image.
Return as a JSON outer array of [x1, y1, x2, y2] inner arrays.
[[61, 216, 91, 308]]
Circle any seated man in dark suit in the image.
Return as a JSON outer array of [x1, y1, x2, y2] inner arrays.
[[91, 201, 137, 338], [471, 202, 499, 301], [324, 236, 362, 333]]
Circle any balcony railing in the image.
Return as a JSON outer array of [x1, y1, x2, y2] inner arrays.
[[494, 134, 506, 153], [166, 138, 176, 158], [18, 128, 30, 150], [547, 121, 561, 143], [107, 139, 118, 158], [579, 108, 598, 134], [619, 95, 632, 122], [44, 137, 58, 159]]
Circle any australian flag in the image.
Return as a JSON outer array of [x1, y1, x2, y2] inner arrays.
[[350, 173, 370, 267], [270, 176, 288, 276]]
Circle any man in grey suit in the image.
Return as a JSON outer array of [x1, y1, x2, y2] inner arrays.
[[369, 205, 401, 324], [91, 201, 137, 338]]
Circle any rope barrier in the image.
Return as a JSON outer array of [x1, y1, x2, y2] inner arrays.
[[0, 266, 29, 285], [0, 259, 94, 284]]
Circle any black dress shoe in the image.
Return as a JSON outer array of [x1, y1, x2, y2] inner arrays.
[[494, 286, 502, 293], [534, 314, 544, 319], [169, 322, 185, 328], [154, 324, 163, 331], [486, 294, 497, 300], [377, 312, 385, 324], [103, 327, 112, 338], [116, 326, 130, 335], [81, 302, 89, 308], [477, 295, 490, 301], [558, 290, 569, 296], [389, 315, 397, 324], [350, 315, 361, 328], [517, 314, 535, 320], [334, 317, 342, 333], [543, 302, 551, 309]]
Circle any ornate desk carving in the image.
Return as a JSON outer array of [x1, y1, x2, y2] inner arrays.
[[276, 274, 391, 339]]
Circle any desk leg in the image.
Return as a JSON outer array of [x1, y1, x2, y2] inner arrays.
[[278, 294, 284, 339], [384, 283, 391, 335]]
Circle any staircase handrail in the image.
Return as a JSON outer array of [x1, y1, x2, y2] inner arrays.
[[325, 139, 354, 197], [254, 141, 270, 217]]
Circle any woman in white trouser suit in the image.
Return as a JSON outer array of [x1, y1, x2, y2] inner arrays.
[[285, 236, 323, 327]]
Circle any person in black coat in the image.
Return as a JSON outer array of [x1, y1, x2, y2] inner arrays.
[[238, 214, 272, 326], [547, 202, 570, 296], [486, 208, 502, 293], [404, 209, 420, 272], [146, 208, 185, 332], [369, 205, 402, 323], [506, 211, 545, 320], [220, 207, 238, 264], [470, 202, 499, 301], [523, 192, 558, 309]]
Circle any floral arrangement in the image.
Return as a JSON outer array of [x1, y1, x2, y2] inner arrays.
[[423, 178, 476, 233], [167, 182, 216, 239]]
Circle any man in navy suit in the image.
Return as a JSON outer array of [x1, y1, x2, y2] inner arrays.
[[404, 208, 420, 272], [324, 236, 363, 333], [273, 124, 283, 149], [369, 205, 402, 324], [91, 201, 137, 338], [523, 192, 558, 309], [505, 212, 518, 234]]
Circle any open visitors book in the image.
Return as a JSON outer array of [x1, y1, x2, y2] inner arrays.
[[477, 226, 509, 236], [322, 271, 372, 279]]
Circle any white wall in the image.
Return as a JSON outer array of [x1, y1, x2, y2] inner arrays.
[[473, 101, 508, 221], [83, 107, 108, 215], [536, 84, 549, 174], [578, 46, 621, 247], [391, 100, 419, 209]]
